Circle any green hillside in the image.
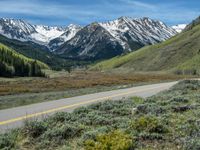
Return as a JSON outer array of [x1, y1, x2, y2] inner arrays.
[[0, 43, 49, 77], [91, 18, 200, 75], [0, 35, 77, 70]]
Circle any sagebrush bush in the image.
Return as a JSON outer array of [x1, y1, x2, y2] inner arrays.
[[136, 104, 166, 115], [131, 115, 168, 134], [22, 121, 47, 138], [0, 132, 18, 150], [41, 124, 84, 143], [84, 130, 134, 150], [184, 138, 200, 150]]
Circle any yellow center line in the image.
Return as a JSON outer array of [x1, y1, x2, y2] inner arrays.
[[0, 85, 168, 126]]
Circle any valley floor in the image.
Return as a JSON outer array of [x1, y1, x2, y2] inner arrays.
[[1, 80, 200, 150], [0, 70, 189, 110]]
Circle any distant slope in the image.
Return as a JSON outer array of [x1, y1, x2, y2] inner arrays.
[[0, 34, 74, 70], [0, 43, 48, 77], [91, 17, 200, 74]]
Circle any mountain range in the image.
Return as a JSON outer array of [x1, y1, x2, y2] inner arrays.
[[0, 17, 182, 61]]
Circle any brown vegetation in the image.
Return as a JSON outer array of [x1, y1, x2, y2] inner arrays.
[[0, 71, 189, 96]]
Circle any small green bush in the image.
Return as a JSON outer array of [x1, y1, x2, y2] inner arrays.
[[132, 97, 145, 105], [136, 104, 166, 115], [184, 139, 200, 150], [42, 124, 84, 142], [131, 116, 168, 134], [23, 121, 47, 138], [0, 132, 18, 150], [170, 96, 189, 103], [84, 130, 134, 150]]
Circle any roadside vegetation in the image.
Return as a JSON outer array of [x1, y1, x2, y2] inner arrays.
[[0, 70, 189, 109], [1, 80, 200, 149]]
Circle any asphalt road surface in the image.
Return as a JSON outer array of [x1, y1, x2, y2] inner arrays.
[[0, 81, 178, 133]]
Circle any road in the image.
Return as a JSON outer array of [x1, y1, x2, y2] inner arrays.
[[0, 81, 178, 133]]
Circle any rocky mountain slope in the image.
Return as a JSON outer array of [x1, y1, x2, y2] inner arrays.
[[56, 17, 177, 60]]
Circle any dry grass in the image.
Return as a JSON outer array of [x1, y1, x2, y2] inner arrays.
[[0, 70, 190, 96]]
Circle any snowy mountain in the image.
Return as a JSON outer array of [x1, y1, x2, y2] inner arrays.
[[56, 17, 177, 60], [0, 18, 78, 45], [33, 25, 66, 44], [99, 17, 177, 51], [0, 18, 37, 41], [48, 24, 82, 51], [172, 24, 187, 33]]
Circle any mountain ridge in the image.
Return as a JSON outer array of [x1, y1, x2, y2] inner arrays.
[[55, 17, 177, 60]]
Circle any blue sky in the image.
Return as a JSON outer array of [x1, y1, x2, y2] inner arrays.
[[0, 0, 199, 26]]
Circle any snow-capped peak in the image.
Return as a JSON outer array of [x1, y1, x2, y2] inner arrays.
[[0, 18, 36, 41], [0, 18, 68, 44], [99, 16, 177, 50], [172, 24, 187, 33]]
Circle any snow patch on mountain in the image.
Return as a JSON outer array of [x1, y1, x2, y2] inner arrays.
[[34, 25, 65, 42], [172, 24, 187, 33], [48, 24, 82, 51]]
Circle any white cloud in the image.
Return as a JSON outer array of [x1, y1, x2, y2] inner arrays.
[[0, 0, 199, 25], [119, 0, 156, 9]]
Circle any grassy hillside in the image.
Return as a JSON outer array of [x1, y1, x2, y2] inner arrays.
[[91, 22, 200, 74], [0, 43, 49, 77], [1, 80, 200, 149]]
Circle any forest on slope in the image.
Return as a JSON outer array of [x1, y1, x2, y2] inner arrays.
[[0, 43, 49, 77]]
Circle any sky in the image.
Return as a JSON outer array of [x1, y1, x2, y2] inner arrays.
[[0, 0, 199, 26]]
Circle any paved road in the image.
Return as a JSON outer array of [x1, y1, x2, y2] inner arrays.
[[0, 81, 178, 133]]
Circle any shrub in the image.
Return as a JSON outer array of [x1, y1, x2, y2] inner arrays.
[[82, 127, 109, 141], [184, 138, 200, 150], [48, 112, 77, 124], [131, 97, 144, 105], [138, 132, 164, 140], [136, 104, 166, 115], [131, 116, 168, 134], [73, 106, 90, 115], [84, 130, 134, 150], [170, 96, 189, 103], [0, 132, 18, 150], [42, 124, 84, 142], [172, 105, 194, 113], [22, 121, 47, 138]]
